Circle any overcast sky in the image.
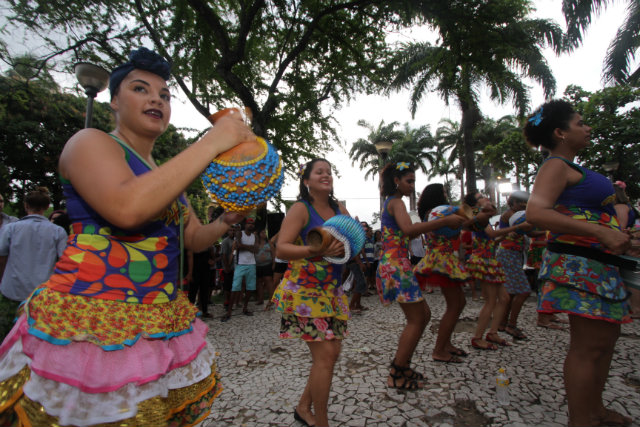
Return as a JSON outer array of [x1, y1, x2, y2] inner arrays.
[[85, 1, 629, 227]]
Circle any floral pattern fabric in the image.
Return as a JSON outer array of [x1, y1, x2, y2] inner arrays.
[[526, 234, 547, 269], [414, 233, 469, 288], [376, 198, 423, 305], [497, 247, 530, 295], [537, 157, 630, 323], [465, 231, 505, 284], [271, 257, 349, 321], [279, 314, 348, 341]]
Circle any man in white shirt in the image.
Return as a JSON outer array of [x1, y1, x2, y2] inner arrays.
[[222, 218, 257, 321]]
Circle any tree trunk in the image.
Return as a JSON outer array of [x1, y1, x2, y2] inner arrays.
[[460, 102, 479, 195]]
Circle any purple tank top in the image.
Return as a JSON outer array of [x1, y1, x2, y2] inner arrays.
[[46, 135, 188, 304]]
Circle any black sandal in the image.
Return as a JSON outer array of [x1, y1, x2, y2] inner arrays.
[[388, 361, 424, 391]]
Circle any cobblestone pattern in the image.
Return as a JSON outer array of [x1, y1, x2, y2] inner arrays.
[[199, 292, 640, 427]]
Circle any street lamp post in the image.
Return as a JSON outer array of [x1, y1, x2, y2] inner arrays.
[[74, 62, 110, 128], [374, 140, 393, 214]]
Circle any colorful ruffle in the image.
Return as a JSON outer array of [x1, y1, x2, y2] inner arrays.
[[538, 281, 631, 324], [465, 254, 505, 284], [2, 315, 209, 393], [0, 320, 219, 426], [23, 286, 198, 350], [271, 257, 349, 321], [279, 314, 348, 341], [414, 237, 469, 289]]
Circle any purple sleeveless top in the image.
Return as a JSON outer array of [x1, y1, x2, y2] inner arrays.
[[546, 157, 619, 250], [296, 200, 343, 280], [46, 135, 189, 304]]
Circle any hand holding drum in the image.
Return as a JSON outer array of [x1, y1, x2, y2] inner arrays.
[[306, 215, 366, 264], [201, 108, 284, 213]]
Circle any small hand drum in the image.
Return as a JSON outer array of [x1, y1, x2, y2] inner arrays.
[[428, 205, 464, 237], [201, 108, 284, 213], [306, 215, 366, 264], [509, 210, 527, 234]]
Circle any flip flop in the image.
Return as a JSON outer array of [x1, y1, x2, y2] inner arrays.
[[433, 355, 463, 364], [486, 332, 512, 346], [449, 348, 469, 357], [471, 337, 497, 351], [504, 326, 528, 340]]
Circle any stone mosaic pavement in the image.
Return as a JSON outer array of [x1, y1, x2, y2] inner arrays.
[[198, 291, 640, 427]]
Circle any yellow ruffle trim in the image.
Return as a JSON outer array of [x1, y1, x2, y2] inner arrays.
[[2, 364, 221, 427], [25, 286, 198, 348]]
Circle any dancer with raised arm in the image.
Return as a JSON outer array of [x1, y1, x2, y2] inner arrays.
[[0, 48, 254, 426], [376, 163, 465, 390]]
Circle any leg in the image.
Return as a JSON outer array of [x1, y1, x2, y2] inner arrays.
[[472, 282, 498, 348], [255, 274, 264, 305], [243, 265, 256, 314], [304, 340, 342, 427], [433, 286, 465, 361], [564, 315, 627, 426], [505, 292, 530, 337], [388, 300, 430, 388], [263, 275, 275, 310], [488, 285, 510, 334]]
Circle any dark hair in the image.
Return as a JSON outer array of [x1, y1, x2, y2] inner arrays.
[[298, 158, 340, 212], [417, 183, 448, 220], [523, 100, 576, 150], [463, 192, 479, 207], [25, 187, 50, 211], [49, 210, 71, 232], [109, 47, 172, 98], [380, 163, 415, 197], [506, 190, 529, 207]]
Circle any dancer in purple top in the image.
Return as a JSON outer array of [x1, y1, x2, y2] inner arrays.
[[526, 100, 632, 427]]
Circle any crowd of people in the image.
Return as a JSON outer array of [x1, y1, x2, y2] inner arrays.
[[0, 48, 638, 427]]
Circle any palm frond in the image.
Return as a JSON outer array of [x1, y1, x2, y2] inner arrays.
[[603, 0, 640, 84]]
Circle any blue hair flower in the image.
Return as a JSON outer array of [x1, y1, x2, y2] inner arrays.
[[396, 162, 410, 171], [528, 107, 544, 126]]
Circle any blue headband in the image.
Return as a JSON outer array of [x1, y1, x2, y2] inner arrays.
[[109, 47, 171, 98]]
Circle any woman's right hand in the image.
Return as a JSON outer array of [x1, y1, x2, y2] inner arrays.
[[310, 239, 344, 258], [202, 114, 256, 157], [596, 226, 631, 255]]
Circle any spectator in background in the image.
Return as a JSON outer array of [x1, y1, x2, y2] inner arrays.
[[48, 209, 72, 234], [255, 228, 274, 306], [189, 246, 213, 318], [220, 227, 236, 321], [0, 187, 67, 341], [362, 224, 376, 294], [0, 194, 18, 236], [224, 218, 257, 320]]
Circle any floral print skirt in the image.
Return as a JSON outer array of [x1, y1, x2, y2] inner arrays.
[[279, 314, 348, 341], [537, 250, 632, 324], [376, 248, 423, 305]]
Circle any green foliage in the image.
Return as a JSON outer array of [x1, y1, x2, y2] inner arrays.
[[480, 115, 544, 193], [3, 0, 403, 171], [387, 0, 564, 193], [0, 69, 113, 209], [562, 0, 640, 85], [564, 84, 640, 199]]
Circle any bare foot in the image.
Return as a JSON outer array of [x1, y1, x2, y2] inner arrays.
[[598, 408, 632, 426], [294, 405, 316, 426]]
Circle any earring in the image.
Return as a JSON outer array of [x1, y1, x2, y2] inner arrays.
[[395, 184, 398, 190], [306, 185, 310, 193]]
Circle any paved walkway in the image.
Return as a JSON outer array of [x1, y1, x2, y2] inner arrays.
[[198, 291, 640, 427]]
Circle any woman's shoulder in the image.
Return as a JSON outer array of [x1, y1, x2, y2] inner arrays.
[[59, 129, 123, 178]]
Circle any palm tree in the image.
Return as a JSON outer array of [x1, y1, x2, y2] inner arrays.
[[563, 0, 640, 84], [388, 123, 437, 210], [388, 0, 563, 195], [432, 119, 465, 198], [349, 120, 437, 212]]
